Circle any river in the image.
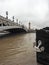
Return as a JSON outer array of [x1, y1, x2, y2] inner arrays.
[[0, 33, 42, 65]]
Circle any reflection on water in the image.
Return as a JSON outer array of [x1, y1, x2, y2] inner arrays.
[[0, 33, 42, 65]]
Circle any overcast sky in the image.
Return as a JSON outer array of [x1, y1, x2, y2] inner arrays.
[[0, 0, 48, 29]]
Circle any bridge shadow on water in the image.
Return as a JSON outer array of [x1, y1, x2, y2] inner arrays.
[[0, 32, 26, 39]]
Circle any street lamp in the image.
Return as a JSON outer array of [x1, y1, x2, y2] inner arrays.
[[12, 16, 14, 22]]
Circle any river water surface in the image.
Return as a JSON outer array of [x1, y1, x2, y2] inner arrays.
[[0, 33, 41, 65]]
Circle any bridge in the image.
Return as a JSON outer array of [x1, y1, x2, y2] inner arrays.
[[0, 26, 28, 33], [0, 15, 28, 33]]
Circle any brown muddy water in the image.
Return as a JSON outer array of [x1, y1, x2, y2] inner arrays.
[[0, 33, 42, 65]]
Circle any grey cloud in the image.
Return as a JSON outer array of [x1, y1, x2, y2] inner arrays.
[[0, 0, 48, 28]]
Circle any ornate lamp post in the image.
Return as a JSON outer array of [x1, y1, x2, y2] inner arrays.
[[29, 22, 31, 30], [6, 11, 8, 19], [12, 16, 14, 22]]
